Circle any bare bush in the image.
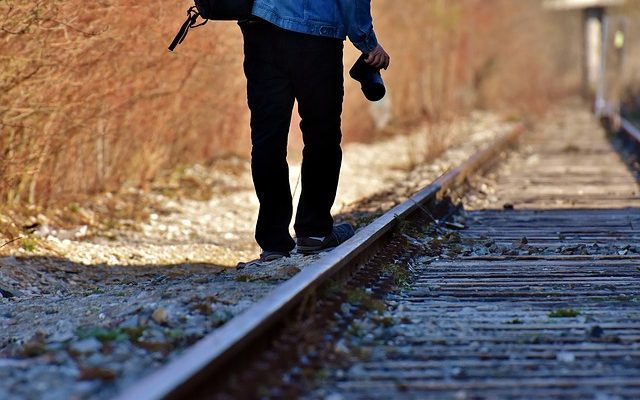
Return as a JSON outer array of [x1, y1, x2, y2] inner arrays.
[[1, 1, 247, 206], [1, 0, 582, 208]]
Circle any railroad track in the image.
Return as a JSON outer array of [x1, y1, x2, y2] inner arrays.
[[117, 106, 639, 400]]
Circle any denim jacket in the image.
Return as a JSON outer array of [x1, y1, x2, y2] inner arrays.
[[251, 0, 378, 53]]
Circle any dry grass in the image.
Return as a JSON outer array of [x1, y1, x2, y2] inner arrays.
[[1, 0, 589, 216], [1, 1, 248, 208], [345, 0, 583, 164]]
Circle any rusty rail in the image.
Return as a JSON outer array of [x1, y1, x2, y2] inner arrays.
[[620, 117, 640, 146], [115, 123, 524, 400]]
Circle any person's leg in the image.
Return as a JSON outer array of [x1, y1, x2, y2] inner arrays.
[[291, 37, 345, 238], [242, 22, 296, 252]]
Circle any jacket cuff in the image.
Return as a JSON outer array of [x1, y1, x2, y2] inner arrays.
[[351, 28, 378, 54]]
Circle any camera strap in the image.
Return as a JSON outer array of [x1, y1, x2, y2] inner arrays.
[[168, 6, 208, 52]]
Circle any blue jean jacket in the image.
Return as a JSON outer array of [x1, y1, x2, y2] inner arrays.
[[251, 0, 378, 53]]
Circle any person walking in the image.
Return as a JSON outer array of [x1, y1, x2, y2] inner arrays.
[[240, 0, 390, 262]]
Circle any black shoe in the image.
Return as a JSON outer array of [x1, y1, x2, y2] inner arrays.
[[236, 251, 289, 269], [260, 250, 290, 262], [296, 223, 355, 255]]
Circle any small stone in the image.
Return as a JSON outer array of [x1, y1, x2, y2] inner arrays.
[[503, 203, 514, 210], [120, 315, 141, 329], [0, 359, 29, 368], [271, 266, 301, 281], [340, 303, 353, 315], [48, 319, 75, 343], [49, 331, 74, 343], [75, 225, 88, 238], [589, 325, 604, 338], [212, 309, 234, 325], [0, 286, 21, 298], [334, 339, 350, 355], [454, 390, 469, 400], [70, 338, 103, 355], [556, 351, 575, 363], [151, 308, 169, 325], [445, 222, 467, 230]]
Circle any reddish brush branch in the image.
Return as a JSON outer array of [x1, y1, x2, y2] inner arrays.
[[0, 0, 594, 208]]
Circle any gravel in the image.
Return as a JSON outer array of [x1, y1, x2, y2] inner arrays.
[[0, 112, 511, 399]]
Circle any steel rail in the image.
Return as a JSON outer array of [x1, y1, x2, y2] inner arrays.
[[620, 117, 640, 146], [115, 123, 524, 400]]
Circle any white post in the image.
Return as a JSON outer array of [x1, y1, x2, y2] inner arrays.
[[583, 7, 604, 99], [596, 10, 609, 115]]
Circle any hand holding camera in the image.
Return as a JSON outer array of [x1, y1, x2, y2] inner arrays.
[[349, 43, 390, 102], [365, 43, 390, 70], [350, 43, 390, 102]]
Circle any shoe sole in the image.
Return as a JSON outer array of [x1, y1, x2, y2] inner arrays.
[[296, 245, 337, 255], [262, 256, 284, 262]]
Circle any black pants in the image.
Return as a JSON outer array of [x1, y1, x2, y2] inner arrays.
[[241, 20, 344, 252]]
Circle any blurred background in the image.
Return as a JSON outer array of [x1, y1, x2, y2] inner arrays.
[[1, 0, 639, 209]]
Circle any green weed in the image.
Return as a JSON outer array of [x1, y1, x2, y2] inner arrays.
[[77, 327, 129, 342], [548, 308, 580, 318], [347, 322, 364, 338], [234, 274, 254, 282], [76, 325, 145, 342], [164, 328, 184, 340], [372, 315, 395, 328], [346, 288, 385, 313], [21, 237, 38, 252], [383, 263, 412, 289]]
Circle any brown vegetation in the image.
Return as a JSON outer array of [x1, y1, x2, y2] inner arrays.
[[1, 0, 583, 210], [1, 1, 247, 208]]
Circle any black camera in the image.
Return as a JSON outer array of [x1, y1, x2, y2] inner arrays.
[[349, 53, 386, 102]]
